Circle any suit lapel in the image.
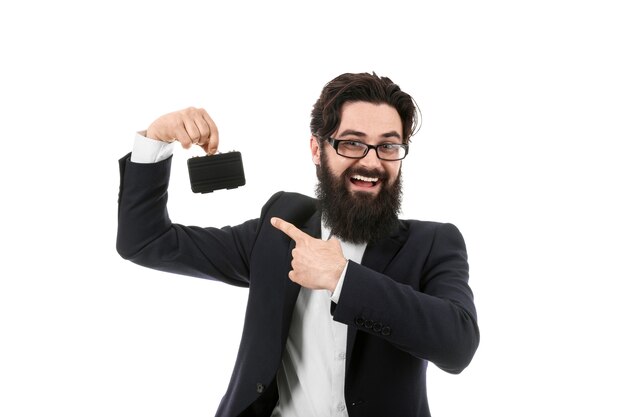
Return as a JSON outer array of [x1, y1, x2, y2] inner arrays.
[[280, 210, 322, 343], [360, 223, 408, 272]]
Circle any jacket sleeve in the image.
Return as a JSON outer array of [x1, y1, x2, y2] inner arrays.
[[332, 222, 479, 373], [116, 153, 260, 287]]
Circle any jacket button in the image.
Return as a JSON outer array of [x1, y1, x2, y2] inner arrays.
[[381, 326, 391, 336], [373, 322, 382, 333], [364, 319, 373, 329], [355, 317, 364, 326], [256, 383, 265, 393]]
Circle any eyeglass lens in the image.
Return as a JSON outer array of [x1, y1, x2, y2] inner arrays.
[[337, 141, 406, 160]]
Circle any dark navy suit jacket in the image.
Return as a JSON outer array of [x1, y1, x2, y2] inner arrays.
[[116, 154, 479, 417]]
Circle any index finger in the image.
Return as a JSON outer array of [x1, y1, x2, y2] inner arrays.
[[271, 217, 309, 243], [200, 109, 220, 155]]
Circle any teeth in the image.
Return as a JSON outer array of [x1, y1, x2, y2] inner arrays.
[[352, 175, 379, 182]]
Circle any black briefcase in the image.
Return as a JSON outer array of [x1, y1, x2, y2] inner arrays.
[[187, 151, 246, 193]]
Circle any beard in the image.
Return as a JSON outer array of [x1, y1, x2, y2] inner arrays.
[[315, 149, 403, 244]]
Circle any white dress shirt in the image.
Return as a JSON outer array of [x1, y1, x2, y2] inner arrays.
[[271, 227, 365, 417], [130, 132, 174, 163], [130, 134, 367, 416]]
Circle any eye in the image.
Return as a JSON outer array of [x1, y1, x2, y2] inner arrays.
[[378, 143, 400, 154], [341, 140, 365, 149]]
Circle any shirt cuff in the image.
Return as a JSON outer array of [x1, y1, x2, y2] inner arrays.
[[330, 261, 349, 303], [130, 130, 175, 163]]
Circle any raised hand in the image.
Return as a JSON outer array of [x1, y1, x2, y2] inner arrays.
[[271, 217, 347, 291], [146, 107, 219, 155]]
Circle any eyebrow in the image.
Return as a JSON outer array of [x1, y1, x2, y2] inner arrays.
[[337, 129, 402, 140]]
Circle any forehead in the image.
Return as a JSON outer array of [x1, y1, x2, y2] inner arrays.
[[336, 101, 402, 137]]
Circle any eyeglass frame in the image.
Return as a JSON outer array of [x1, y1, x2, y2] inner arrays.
[[320, 136, 410, 161]]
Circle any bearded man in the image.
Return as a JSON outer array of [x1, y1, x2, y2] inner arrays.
[[116, 72, 479, 417]]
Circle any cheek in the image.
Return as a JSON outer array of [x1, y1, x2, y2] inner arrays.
[[326, 158, 354, 177], [341, 161, 360, 178], [386, 164, 402, 182]]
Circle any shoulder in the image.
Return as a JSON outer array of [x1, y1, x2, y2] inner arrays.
[[265, 191, 317, 206], [399, 219, 466, 247], [400, 219, 463, 234], [260, 191, 318, 222], [400, 220, 469, 266]]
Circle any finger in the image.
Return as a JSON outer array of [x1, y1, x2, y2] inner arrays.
[[174, 124, 193, 149], [182, 115, 201, 145], [271, 217, 309, 243], [193, 117, 212, 146], [200, 109, 220, 155]]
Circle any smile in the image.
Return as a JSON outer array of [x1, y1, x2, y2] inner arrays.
[[350, 174, 380, 188]]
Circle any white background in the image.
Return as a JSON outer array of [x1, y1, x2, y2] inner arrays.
[[1, 1, 625, 416]]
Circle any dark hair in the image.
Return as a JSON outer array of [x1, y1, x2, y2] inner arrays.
[[310, 72, 421, 144]]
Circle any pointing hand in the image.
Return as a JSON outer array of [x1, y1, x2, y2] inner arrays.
[[271, 217, 347, 291]]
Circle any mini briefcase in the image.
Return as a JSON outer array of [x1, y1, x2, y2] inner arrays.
[[187, 152, 246, 193]]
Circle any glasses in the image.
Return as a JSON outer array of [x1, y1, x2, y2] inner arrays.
[[325, 137, 409, 161]]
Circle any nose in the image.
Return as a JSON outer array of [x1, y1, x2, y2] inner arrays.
[[358, 147, 384, 169]]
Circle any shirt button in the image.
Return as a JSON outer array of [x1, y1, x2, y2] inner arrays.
[[337, 404, 346, 412], [338, 352, 346, 360]]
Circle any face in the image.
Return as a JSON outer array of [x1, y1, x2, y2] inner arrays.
[[311, 101, 405, 243], [311, 101, 403, 196]]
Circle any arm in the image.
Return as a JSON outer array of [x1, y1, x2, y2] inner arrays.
[[332, 223, 479, 373], [269, 217, 479, 373], [116, 107, 257, 287]]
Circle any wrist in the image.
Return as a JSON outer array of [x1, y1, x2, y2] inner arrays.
[[328, 258, 348, 292]]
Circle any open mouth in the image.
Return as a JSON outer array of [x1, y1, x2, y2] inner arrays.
[[349, 174, 381, 189]]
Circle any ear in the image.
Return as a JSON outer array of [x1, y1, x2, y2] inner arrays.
[[310, 135, 321, 165]]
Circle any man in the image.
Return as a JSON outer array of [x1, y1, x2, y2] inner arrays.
[[117, 72, 479, 417]]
